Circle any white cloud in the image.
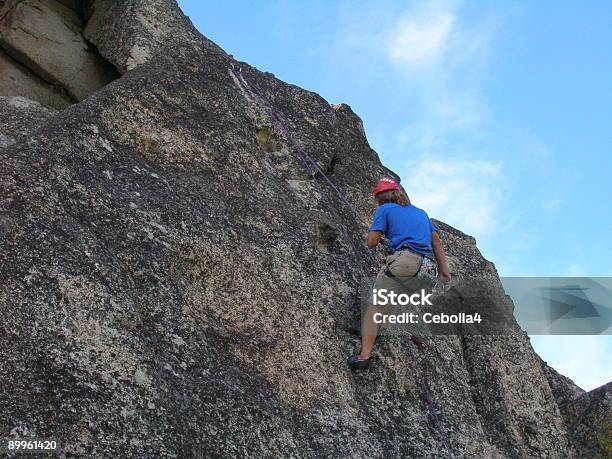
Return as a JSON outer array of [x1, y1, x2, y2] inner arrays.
[[401, 158, 502, 236], [381, 0, 497, 138], [382, 0, 496, 79], [378, 1, 505, 241], [387, 9, 454, 67]]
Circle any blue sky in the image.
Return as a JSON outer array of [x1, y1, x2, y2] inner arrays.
[[178, 0, 611, 390]]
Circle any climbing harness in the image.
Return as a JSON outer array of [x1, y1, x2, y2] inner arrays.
[[383, 252, 452, 298], [382, 247, 438, 280]]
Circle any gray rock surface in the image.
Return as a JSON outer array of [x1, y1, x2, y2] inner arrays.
[[83, 0, 202, 74], [0, 1, 609, 457], [0, 0, 118, 103], [0, 95, 57, 145], [541, 360, 610, 458], [56, 0, 79, 10], [571, 382, 611, 458], [0, 48, 73, 109], [540, 357, 585, 420], [0, 132, 13, 147]]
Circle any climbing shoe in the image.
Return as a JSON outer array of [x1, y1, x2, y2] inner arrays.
[[347, 355, 372, 370]]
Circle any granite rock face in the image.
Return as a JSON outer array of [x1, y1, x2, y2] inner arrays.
[[540, 357, 585, 420], [0, 95, 57, 145], [0, 1, 609, 457], [542, 361, 610, 458], [0, 0, 119, 106], [570, 382, 611, 457], [0, 49, 73, 109], [83, 0, 198, 74]]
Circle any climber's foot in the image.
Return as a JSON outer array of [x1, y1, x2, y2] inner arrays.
[[347, 354, 372, 370]]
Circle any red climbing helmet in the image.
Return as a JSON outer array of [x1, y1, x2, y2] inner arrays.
[[373, 177, 400, 196]]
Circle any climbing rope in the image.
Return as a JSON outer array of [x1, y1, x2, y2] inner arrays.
[[228, 64, 368, 259], [407, 337, 455, 458], [404, 285, 467, 457]]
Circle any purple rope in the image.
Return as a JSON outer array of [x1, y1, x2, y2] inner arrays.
[[407, 339, 455, 458], [230, 66, 362, 219], [230, 65, 366, 258]]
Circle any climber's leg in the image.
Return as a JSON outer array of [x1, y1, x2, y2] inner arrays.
[[348, 267, 392, 368], [348, 302, 380, 369], [359, 306, 379, 359], [349, 250, 425, 369]]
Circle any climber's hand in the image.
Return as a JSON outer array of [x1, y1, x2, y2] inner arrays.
[[439, 270, 451, 283], [366, 230, 382, 249]]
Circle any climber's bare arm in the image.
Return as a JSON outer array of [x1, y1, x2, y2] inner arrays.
[[367, 231, 382, 249], [432, 232, 451, 281]]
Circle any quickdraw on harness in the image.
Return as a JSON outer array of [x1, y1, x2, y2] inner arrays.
[[228, 64, 367, 258]]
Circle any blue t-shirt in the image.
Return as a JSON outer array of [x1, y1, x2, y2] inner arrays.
[[370, 203, 438, 255]]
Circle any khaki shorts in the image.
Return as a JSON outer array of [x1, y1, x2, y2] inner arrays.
[[362, 249, 430, 336]]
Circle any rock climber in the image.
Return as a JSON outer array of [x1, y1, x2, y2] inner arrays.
[[348, 177, 451, 370]]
